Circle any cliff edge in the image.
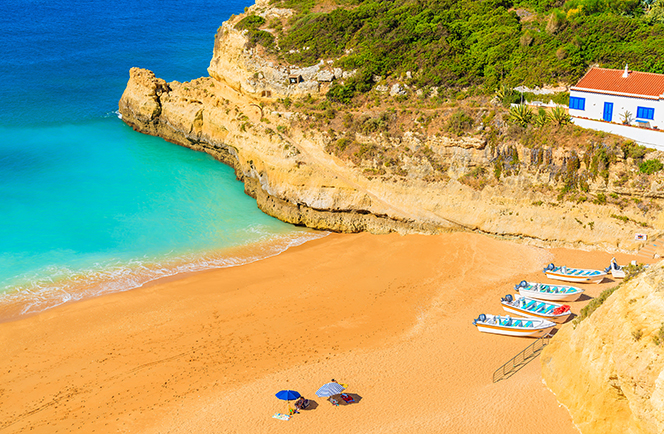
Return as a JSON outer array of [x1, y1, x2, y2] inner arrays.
[[542, 266, 664, 434], [119, 68, 443, 234], [118, 0, 664, 251]]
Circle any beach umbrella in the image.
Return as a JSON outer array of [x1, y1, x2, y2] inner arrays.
[[315, 382, 345, 397], [275, 390, 301, 401]]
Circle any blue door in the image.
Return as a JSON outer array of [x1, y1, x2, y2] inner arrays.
[[603, 102, 614, 122]]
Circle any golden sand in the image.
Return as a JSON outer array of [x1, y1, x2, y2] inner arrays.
[[0, 232, 647, 433]]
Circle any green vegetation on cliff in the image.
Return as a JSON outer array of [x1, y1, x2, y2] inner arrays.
[[267, 0, 664, 100]]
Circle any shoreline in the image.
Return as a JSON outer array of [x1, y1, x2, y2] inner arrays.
[[1, 231, 651, 433], [0, 229, 327, 324]]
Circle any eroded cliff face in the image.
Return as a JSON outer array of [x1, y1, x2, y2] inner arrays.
[[119, 66, 664, 251], [116, 0, 664, 250], [119, 68, 441, 234], [542, 265, 664, 434]]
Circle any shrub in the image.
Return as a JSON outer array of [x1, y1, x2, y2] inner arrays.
[[611, 214, 630, 223], [548, 106, 571, 126], [534, 108, 549, 127], [574, 285, 619, 324], [509, 104, 533, 127], [495, 86, 519, 107], [235, 15, 275, 51], [459, 166, 489, 189], [621, 141, 648, 160], [639, 159, 663, 175], [623, 262, 645, 281], [235, 15, 266, 30], [268, 0, 664, 102], [446, 110, 474, 136], [653, 323, 664, 345]]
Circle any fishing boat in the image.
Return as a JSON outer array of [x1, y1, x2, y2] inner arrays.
[[605, 258, 625, 279], [515, 280, 584, 302], [543, 263, 606, 283], [501, 294, 572, 323], [472, 314, 555, 337]]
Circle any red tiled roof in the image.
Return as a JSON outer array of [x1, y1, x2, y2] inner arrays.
[[571, 67, 664, 99]]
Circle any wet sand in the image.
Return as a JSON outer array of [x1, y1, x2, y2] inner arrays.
[[0, 232, 648, 433]]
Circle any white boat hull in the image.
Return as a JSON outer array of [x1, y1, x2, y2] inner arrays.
[[475, 323, 553, 337], [518, 287, 583, 302], [474, 314, 555, 337], [544, 270, 606, 283]]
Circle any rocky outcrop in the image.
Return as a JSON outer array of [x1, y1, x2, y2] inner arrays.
[[119, 66, 664, 250], [542, 265, 664, 434], [116, 0, 664, 250], [119, 68, 447, 234], [207, 0, 353, 99]]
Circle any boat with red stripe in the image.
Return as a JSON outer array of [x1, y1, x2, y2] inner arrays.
[[500, 294, 572, 323]]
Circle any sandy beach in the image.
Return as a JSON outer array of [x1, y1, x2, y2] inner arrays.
[[0, 232, 650, 433]]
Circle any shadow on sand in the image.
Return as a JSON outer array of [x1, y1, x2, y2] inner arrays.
[[301, 400, 319, 411], [339, 393, 363, 405], [576, 293, 593, 302], [492, 335, 551, 383]]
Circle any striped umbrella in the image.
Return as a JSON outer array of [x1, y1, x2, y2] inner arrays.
[[315, 382, 345, 397]]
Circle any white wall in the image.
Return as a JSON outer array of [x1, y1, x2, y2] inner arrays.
[[569, 90, 663, 129], [571, 117, 664, 150]]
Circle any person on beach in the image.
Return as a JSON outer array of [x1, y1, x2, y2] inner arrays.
[[294, 396, 308, 411], [332, 378, 349, 388]]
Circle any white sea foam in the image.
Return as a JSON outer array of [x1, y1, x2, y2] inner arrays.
[[0, 231, 329, 321]]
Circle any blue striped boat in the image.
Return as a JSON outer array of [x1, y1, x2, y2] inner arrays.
[[472, 314, 555, 337], [515, 280, 585, 302], [501, 294, 572, 323], [543, 263, 606, 284]]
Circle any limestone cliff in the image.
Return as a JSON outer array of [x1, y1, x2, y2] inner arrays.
[[541, 265, 664, 434], [118, 1, 664, 251], [119, 66, 664, 251], [207, 0, 347, 99], [119, 68, 438, 234]]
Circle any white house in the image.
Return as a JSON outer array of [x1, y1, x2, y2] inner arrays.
[[569, 66, 664, 130]]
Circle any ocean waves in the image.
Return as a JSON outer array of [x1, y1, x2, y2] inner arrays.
[[0, 230, 328, 322]]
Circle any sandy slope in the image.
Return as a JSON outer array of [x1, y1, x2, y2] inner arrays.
[[0, 232, 647, 433]]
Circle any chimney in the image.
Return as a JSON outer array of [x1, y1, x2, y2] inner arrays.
[[622, 64, 629, 78]]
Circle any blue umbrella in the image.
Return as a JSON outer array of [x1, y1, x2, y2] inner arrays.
[[316, 382, 345, 397], [275, 390, 301, 401]]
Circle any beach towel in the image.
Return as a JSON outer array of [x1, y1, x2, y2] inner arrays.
[[341, 393, 355, 403], [273, 413, 291, 421]]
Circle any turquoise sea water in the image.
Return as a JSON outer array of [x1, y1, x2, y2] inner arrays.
[[0, 1, 321, 319]]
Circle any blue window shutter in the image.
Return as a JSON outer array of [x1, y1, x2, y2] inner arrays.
[[569, 96, 585, 111], [636, 106, 655, 120]]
